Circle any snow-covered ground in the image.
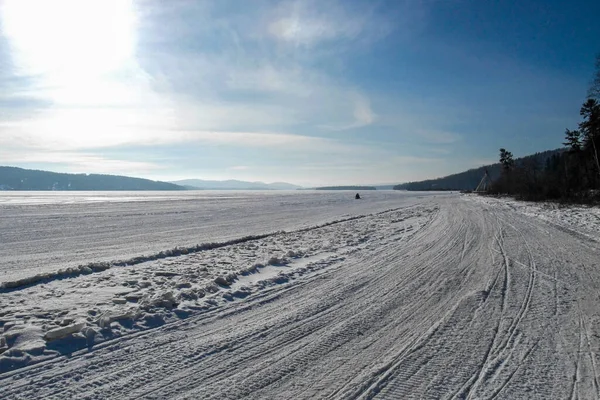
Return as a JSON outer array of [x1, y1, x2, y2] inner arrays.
[[466, 194, 600, 242], [0, 190, 439, 284], [1, 191, 599, 399]]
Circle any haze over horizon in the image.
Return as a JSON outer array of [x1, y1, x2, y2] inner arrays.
[[1, 0, 598, 187]]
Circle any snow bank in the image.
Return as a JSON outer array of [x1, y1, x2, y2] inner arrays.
[[0, 207, 411, 292]]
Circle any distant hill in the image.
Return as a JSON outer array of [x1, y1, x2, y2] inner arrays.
[[0, 166, 185, 191], [171, 179, 301, 190], [373, 185, 396, 190], [394, 149, 564, 191], [315, 186, 376, 190]]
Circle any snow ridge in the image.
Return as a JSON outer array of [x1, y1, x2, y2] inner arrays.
[[0, 209, 405, 292]]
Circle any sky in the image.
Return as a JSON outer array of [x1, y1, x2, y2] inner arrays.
[[0, 0, 599, 186]]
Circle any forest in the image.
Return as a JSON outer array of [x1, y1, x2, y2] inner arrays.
[[490, 55, 600, 203], [393, 150, 561, 192]]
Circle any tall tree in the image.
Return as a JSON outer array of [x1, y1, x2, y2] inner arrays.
[[563, 129, 582, 152], [579, 98, 600, 178], [499, 148, 515, 171]]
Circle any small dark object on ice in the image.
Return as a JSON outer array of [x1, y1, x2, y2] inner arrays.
[[355, 193, 361, 199]]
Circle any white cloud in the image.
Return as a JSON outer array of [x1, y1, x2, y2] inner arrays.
[[353, 94, 376, 126], [172, 98, 301, 131], [266, 0, 393, 48], [149, 52, 377, 133], [0, 150, 160, 175], [226, 64, 315, 97], [0, 107, 181, 150], [180, 130, 334, 149], [0, 103, 358, 155], [318, 92, 376, 131], [268, 12, 361, 47]]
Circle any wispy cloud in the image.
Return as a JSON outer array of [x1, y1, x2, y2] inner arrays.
[[5, 0, 570, 185], [0, 149, 161, 175], [267, 0, 373, 48], [0, 105, 362, 160], [319, 92, 376, 131]]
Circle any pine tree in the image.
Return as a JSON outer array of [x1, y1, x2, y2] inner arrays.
[[579, 98, 600, 179], [499, 148, 515, 171], [563, 129, 582, 152]]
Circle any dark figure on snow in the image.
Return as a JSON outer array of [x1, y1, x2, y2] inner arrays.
[[355, 193, 361, 200]]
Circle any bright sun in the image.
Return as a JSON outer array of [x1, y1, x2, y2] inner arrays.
[[1, 0, 136, 94]]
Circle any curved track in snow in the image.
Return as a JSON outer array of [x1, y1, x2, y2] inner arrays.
[[1, 196, 600, 399]]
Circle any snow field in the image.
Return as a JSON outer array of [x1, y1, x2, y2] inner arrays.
[[0, 205, 434, 374], [2, 193, 600, 399], [0, 190, 439, 283]]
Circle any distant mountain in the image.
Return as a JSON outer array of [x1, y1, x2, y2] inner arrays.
[[171, 179, 301, 190], [0, 166, 185, 191], [394, 149, 564, 191], [315, 186, 376, 190]]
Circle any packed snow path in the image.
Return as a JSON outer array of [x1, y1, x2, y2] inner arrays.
[[1, 195, 600, 399]]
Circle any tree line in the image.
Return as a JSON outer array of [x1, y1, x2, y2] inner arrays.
[[490, 55, 600, 203], [393, 150, 561, 192]]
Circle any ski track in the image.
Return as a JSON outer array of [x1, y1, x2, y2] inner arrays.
[[1, 193, 600, 399]]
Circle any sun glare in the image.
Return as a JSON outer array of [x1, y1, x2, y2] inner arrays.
[[1, 0, 136, 95]]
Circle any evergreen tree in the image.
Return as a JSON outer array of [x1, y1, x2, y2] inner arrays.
[[579, 98, 600, 179], [589, 53, 600, 101], [563, 129, 582, 152], [499, 148, 515, 171]]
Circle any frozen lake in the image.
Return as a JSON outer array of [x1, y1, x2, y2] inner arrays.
[[2, 193, 600, 399], [0, 190, 448, 284]]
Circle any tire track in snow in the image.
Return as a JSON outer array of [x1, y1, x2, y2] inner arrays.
[[571, 311, 585, 400], [109, 208, 440, 398], [579, 306, 600, 398], [25, 223, 426, 398], [347, 203, 495, 399], [454, 224, 509, 400], [488, 337, 542, 400], [462, 214, 542, 399]]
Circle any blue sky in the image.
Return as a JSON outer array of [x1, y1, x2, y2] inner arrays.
[[0, 0, 598, 186]]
